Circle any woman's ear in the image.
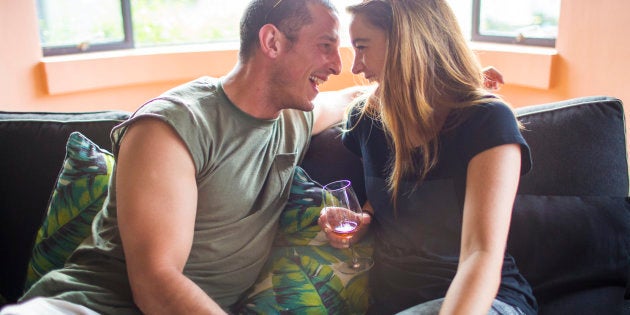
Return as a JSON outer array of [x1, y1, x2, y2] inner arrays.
[[259, 24, 284, 58]]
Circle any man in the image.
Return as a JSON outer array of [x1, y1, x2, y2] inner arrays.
[[2, 0, 348, 314]]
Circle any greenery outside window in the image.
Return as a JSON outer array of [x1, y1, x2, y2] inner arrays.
[[471, 0, 560, 47], [38, 0, 132, 56], [38, 0, 254, 56]]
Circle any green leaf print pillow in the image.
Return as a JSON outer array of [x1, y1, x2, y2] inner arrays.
[[24, 132, 114, 290], [235, 166, 373, 315]]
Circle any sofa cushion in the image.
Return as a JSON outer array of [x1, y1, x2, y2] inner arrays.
[[0, 110, 129, 303], [24, 132, 115, 291], [236, 166, 371, 314], [515, 96, 628, 197], [508, 195, 630, 314]]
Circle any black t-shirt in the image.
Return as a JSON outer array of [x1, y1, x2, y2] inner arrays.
[[343, 101, 537, 314]]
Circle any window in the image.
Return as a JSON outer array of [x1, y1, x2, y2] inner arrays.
[[471, 0, 560, 47], [37, 0, 132, 55], [38, 0, 252, 56], [38, 0, 560, 56], [38, 0, 361, 56]]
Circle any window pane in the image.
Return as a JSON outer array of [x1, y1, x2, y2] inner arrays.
[[34, 0, 382, 55], [478, 0, 560, 40], [131, 0, 248, 47], [131, 0, 361, 48], [446, 0, 473, 41], [37, 0, 124, 48]]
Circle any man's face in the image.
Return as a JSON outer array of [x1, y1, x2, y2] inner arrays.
[[270, 3, 342, 112]]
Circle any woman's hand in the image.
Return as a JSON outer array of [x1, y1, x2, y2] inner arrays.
[[317, 206, 372, 249]]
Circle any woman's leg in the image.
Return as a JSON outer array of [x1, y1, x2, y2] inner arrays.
[[395, 298, 524, 315]]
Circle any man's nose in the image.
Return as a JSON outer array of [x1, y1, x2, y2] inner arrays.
[[328, 50, 342, 75]]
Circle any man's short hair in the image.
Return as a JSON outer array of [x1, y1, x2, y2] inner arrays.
[[239, 0, 337, 62]]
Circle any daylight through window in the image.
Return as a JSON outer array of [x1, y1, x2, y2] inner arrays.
[[37, 0, 560, 56]]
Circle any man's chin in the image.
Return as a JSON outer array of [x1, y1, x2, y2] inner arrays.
[[283, 99, 315, 112], [302, 91, 317, 111], [302, 100, 316, 112]]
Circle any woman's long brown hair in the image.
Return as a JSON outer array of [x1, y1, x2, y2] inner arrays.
[[347, 0, 503, 206]]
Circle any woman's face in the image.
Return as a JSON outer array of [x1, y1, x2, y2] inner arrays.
[[349, 14, 388, 83]]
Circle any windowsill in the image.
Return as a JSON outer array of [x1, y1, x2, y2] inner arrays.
[[470, 42, 557, 89], [41, 41, 558, 95], [42, 43, 241, 95]]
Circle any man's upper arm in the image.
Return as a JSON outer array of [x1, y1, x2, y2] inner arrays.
[[116, 118, 198, 275]]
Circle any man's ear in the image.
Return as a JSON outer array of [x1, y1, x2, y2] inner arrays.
[[259, 24, 284, 58]]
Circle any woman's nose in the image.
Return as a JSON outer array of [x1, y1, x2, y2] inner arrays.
[[351, 56, 364, 75]]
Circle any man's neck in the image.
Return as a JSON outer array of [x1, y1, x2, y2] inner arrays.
[[222, 62, 281, 120]]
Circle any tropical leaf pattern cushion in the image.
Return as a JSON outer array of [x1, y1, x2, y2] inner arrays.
[[236, 166, 373, 315], [24, 132, 114, 290]]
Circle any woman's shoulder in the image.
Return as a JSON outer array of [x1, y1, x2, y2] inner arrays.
[[454, 98, 516, 123], [443, 98, 519, 140], [470, 97, 513, 113]]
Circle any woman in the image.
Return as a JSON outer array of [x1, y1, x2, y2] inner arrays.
[[321, 0, 537, 314]]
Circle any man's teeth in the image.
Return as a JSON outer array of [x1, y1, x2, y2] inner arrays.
[[309, 76, 324, 85]]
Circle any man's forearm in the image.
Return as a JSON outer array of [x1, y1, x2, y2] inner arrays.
[[131, 270, 227, 315]]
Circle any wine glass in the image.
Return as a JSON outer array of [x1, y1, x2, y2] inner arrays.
[[321, 180, 373, 274]]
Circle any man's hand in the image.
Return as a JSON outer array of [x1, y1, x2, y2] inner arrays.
[[482, 66, 504, 91]]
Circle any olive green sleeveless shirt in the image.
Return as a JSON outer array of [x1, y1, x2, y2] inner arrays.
[[21, 77, 314, 314]]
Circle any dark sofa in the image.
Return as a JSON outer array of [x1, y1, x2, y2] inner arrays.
[[1, 96, 629, 314]]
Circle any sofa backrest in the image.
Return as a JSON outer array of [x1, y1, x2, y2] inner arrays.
[[301, 126, 367, 203], [509, 96, 629, 314], [0, 110, 130, 303]]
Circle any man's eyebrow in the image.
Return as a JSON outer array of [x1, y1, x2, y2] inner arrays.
[[319, 34, 340, 43]]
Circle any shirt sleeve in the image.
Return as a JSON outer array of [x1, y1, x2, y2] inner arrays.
[[110, 95, 210, 174], [458, 102, 532, 175]]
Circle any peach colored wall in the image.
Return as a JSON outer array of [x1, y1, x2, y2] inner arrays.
[[1, 0, 629, 119], [495, 0, 630, 109], [1, 0, 189, 113]]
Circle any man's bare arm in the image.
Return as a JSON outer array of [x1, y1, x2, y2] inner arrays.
[[312, 85, 369, 135], [116, 118, 227, 315]]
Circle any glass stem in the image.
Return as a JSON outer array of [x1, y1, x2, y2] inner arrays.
[[349, 243, 359, 268]]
